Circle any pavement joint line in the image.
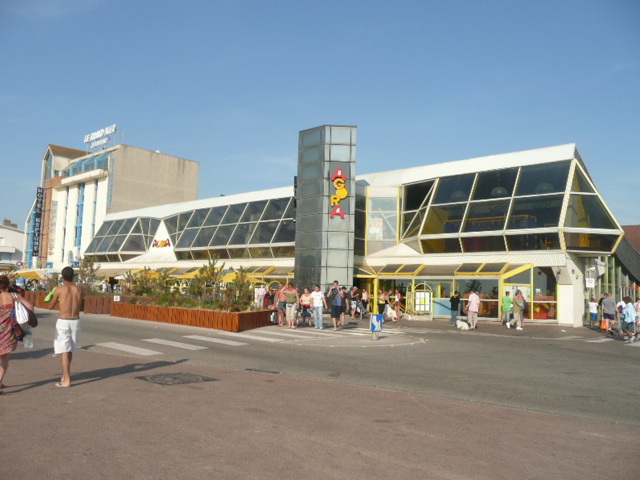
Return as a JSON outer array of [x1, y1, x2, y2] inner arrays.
[[95, 342, 163, 356], [183, 335, 249, 346], [142, 338, 209, 350]]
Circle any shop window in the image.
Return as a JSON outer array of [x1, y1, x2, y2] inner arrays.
[[472, 168, 518, 201], [420, 238, 461, 254], [433, 174, 476, 204], [506, 233, 561, 251], [461, 236, 506, 253], [423, 204, 466, 235], [564, 195, 617, 230], [564, 233, 619, 252], [463, 200, 509, 232], [507, 195, 563, 229], [515, 161, 570, 196]]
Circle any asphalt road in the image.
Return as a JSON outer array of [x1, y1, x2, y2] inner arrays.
[[3, 309, 639, 479]]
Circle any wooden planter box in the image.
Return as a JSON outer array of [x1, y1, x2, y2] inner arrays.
[[25, 291, 113, 315], [111, 302, 272, 332]]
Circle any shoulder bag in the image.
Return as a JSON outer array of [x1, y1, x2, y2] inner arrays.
[[12, 293, 38, 331]]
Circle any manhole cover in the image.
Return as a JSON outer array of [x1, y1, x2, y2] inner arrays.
[[139, 373, 218, 385]]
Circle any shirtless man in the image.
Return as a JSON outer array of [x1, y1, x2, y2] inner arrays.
[[48, 266, 83, 387], [275, 283, 286, 326]]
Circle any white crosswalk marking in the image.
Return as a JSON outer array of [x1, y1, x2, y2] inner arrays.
[[586, 338, 614, 343], [184, 335, 248, 346], [96, 342, 163, 356], [258, 330, 310, 339], [213, 331, 283, 342], [142, 338, 208, 350]]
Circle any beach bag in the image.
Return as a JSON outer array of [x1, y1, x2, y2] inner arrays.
[[12, 293, 38, 331]]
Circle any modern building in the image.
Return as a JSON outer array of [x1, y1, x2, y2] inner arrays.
[[75, 125, 638, 327], [24, 143, 199, 270], [0, 219, 26, 273]]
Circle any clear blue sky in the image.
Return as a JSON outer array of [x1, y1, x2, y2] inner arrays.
[[1, 0, 638, 227]]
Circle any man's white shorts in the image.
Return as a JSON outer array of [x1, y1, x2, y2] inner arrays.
[[54, 319, 81, 354]]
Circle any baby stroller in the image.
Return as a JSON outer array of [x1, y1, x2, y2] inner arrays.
[[298, 304, 313, 326]]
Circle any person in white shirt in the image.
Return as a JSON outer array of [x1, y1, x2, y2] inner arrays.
[[310, 285, 328, 330], [256, 285, 267, 308]]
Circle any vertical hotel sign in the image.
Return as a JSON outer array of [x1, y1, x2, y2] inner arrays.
[[330, 167, 348, 219], [32, 187, 44, 258]]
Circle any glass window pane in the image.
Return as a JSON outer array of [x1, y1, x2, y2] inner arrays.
[[95, 222, 112, 237], [227, 247, 250, 258], [434, 174, 476, 204], [423, 204, 466, 235], [107, 235, 127, 252], [210, 224, 235, 246], [478, 263, 507, 274], [248, 247, 272, 258], [369, 197, 397, 211], [463, 201, 509, 232], [241, 201, 268, 223], [176, 228, 199, 248], [187, 208, 210, 228], [209, 248, 230, 259], [571, 169, 595, 193], [203, 206, 227, 226], [461, 236, 506, 252], [456, 263, 483, 273], [106, 220, 124, 235], [192, 250, 210, 260], [251, 221, 279, 244], [472, 169, 518, 200], [272, 246, 295, 257], [178, 212, 193, 231], [506, 233, 561, 251], [534, 267, 557, 301], [229, 223, 257, 245], [121, 234, 146, 251], [273, 220, 296, 243], [420, 238, 461, 253], [507, 195, 563, 229], [97, 236, 115, 251], [175, 251, 192, 261], [564, 233, 619, 252], [150, 219, 160, 237], [85, 237, 102, 252], [192, 227, 217, 248], [403, 208, 427, 238], [368, 212, 397, 241], [565, 195, 617, 229], [119, 218, 135, 234], [130, 219, 142, 234], [282, 199, 295, 219], [139, 218, 150, 235], [221, 203, 247, 224], [262, 198, 290, 220], [404, 181, 434, 211], [164, 216, 178, 235], [516, 161, 570, 196]]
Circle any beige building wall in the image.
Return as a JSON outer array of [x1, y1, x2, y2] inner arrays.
[[109, 145, 199, 213]]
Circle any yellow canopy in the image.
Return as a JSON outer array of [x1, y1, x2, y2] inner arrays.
[[16, 270, 43, 280], [220, 271, 261, 283], [177, 270, 201, 280]]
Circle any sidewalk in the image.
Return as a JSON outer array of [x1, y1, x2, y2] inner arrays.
[[3, 329, 637, 480]]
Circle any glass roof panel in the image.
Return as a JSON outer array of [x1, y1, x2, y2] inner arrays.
[[396, 264, 424, 274], [472, 168, 518, 201], [130, 219, 142, 235], [187, 208, 211, 228], [478, 263, 507, 274], [106, 220, 124, 235], [176, 228, 199, 248], [262, 198, 290, 221], [177, 212, 193, 231], [229, 223, 258, 245], [456, 263, 483, 273], [433, 173, 476, 204], [380, 264, 402, 273], [463, 200, 510, 232], [119, 218, 136, 235], [250, 221, 279, 244], [96, 236, 116, 252], [282, 199, 295, 219], [192, 227, 217, 248], [210, 224, 235, 246], [221, 203, 247, 224], [565, 194, 617, 229], [107, 235, 127, 252], [121, 234, 146, 252], [507, 195, 563, 229], [85, 237, 102, 253], [516, 161, 570, 196], [203, 206, 227, 226], [95, 222, 111, 237], [149, 219, 160, 237], [241, 201, 268, 223], [164, 216, 178, 235]]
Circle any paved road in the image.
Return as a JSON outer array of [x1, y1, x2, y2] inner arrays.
[[3, 309, 639, 479]]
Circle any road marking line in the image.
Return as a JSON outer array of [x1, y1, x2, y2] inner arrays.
[[334, 330, 368, 336], [554, 335, 584, 341], [183, 335, 248, 346], [142, 339, 208, 350], [625, 341, 640, 347], [585, 338, 614, 343], [213, 331, 283, 342], [96, 342, 162, 356], [257, 330, 311, 339]]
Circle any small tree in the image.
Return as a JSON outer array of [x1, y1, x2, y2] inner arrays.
[[77, 256, 103, 294], [219, 267, 254, 312], [195, 256, 224, 299]]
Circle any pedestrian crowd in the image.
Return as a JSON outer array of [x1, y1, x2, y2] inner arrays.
[[592, 293, 640, 343]]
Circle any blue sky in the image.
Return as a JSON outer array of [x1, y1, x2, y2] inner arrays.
[[1, 0, 639, 227]]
